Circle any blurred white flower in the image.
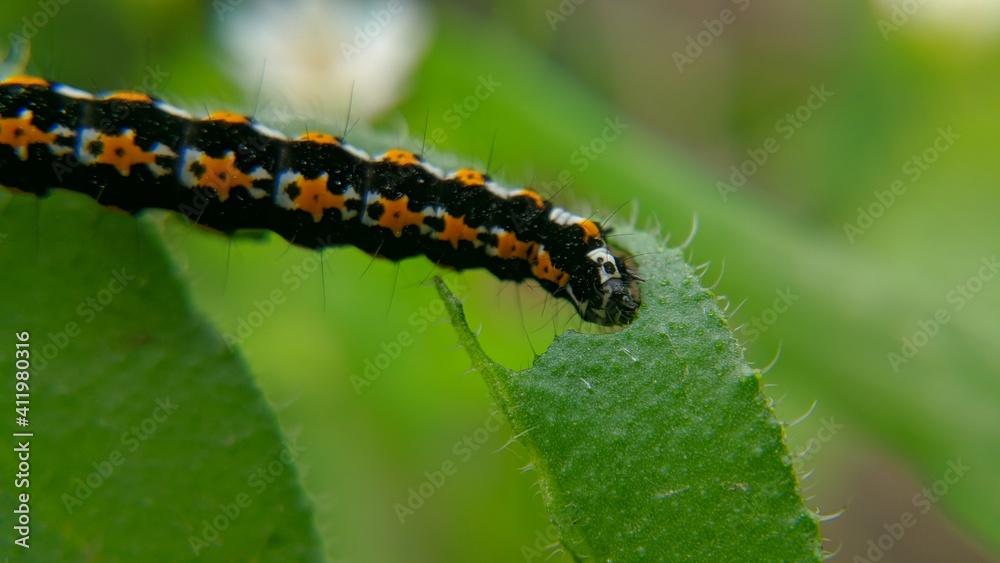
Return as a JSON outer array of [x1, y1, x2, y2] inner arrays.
[[872, 0, 1000, 40], [218, 0, 431, 125]]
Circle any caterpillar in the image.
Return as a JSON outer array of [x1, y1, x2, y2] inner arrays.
[[0, 75, 641, 325]]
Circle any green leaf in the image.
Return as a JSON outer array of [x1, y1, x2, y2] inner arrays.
[[0, 192, 322, 561], [436, 229, 823, 561], [409, 17, 1000, 556]]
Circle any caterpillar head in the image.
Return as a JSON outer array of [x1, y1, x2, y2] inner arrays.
[[568, 247, 642, 326]]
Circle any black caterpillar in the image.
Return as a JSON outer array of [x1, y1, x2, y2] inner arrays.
[[0, 75, 641, 325]]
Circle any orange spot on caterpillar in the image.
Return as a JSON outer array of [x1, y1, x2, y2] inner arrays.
[[191, 152, 265, 201], [579, 219, 601, 240], [382, 149, 420, 167], [438, 215, 480, 249], [0, 76, 49, 88], [378, 196, 425, 236], [291, 173, 349, 222], [0, 110, 67, 160], [107, 91, 153, 103], [532, 249, 570, 287], [207, 111, 250, 125], [88, 130, 163, 176], [453, 169, 485, 187], [295, 132, 340, 145], [515, 190, 546, 209], [496, 231, 536, 261]]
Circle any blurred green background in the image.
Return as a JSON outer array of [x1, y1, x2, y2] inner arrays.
[[2, 0, 999, 561]]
